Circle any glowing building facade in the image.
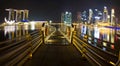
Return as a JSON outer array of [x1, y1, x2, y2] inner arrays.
[[88, 9, 93, 24], [103, 6, 108, 22], [111, 9, 115, 26], [93, 9, 103, 23], [5, 8, 29, 22], [61, 11, 72, 26], [81, 11, 87, 23]]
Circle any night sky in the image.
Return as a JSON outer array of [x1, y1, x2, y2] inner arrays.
[[0, 0, 119, 22]]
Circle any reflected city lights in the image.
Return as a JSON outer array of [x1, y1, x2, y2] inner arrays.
[[24, 24, 29, 30], [110, 29, 115, 43], [79, 24, 117, 54], [88, 40, 91, 44], [30, 22, 35, 30], [107, 33, 109, 42], [102, 47, 106, 51], [88, 37, 92, 44], [81, 25, 86, 37], [99, 27, 110, 34], [103, 42, 107, 47], [111, 45, 114, 49], [4, 26, 15, 35], [94, 26, 99, 39], [24, 22, 29, 25]]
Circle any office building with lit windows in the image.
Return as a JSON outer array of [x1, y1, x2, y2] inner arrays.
[[81, 11, 88, 23], [111, 9, 115, 26], [103, 6, 108, 22], [61, 11, 72, 26], [88, 9, 93, 24], [93, 9, 103, 23]]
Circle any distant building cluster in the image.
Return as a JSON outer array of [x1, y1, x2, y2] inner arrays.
[[77, 6, 115, 26], [61, 11, 72, 26], [5, 8, 29, 22]]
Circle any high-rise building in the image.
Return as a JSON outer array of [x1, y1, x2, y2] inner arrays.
[[6, 9, 29, 22], [111, 9, 115, 26], [94, 9, 103, 23], [88, 9, 93, 24], [103, 6, 108, 22], [64, 11, 72, 26], [81, 11, 87, 23], [98, 11, 103, 21]]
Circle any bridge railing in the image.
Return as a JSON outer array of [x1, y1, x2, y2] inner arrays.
[[0, 30, 44, 66], [72, 31, 118, 66], [59, 25, 74, 43]]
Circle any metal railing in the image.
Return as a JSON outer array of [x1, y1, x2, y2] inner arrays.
[[72, 31, 118, 66], [0, 30, 44, 66]]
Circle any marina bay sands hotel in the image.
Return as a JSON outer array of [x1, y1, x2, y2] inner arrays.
[[5, 8, 29, 22]]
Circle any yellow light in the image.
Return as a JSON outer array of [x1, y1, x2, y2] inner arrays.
[[99, 27, 110, 34], [103, 42, 107, 46], [109, 61, 115, 66], [24, 22, 29, 25], [29, 53, 32, 59], [24, 25, 29, 30]]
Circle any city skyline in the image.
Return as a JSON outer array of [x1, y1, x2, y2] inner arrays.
[[0, 0, 119, 22]]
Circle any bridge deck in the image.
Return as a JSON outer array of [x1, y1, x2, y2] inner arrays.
[[24, 30, 91, 66]]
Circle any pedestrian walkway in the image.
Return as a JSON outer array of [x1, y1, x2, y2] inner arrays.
[[24, 30, 92, 66]]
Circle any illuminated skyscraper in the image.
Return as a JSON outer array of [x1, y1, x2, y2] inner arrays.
[[88, 9, 93, 24], [97, 11, 103, 21], [64, 11, 72, 26], [111, 9, 115, 26], [81, 11, 87, 23], [94, 9, 100, 23], [103, 6, 108, 22]]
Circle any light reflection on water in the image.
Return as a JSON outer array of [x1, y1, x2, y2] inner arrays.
[[0, 22, 41, 41], [30, 22, 35, 30], [2, 25, 29, 40], [4, 26, 15, 36], [76, 25, 120, 55]]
